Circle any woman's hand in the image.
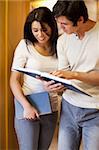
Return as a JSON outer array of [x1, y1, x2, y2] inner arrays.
[[23, 104, 39, 120], [42, 80, 65, 92]]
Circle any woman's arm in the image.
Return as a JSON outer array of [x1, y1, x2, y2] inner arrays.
[[10, 71, 39, 119]]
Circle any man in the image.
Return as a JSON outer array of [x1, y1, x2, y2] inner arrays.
[[51, 0, 99, 150]]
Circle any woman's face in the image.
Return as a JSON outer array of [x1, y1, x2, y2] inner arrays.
[[32, 21, 52, 44]]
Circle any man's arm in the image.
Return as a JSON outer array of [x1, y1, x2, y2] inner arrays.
[[52, 70, 99, 86]]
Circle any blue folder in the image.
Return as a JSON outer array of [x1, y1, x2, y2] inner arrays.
[[15, 92, 52, 119]]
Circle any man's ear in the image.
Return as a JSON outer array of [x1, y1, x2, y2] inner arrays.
[[77, 16, 84, 25]]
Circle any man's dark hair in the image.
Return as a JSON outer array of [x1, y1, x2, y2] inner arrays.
[[53, 0, 88, 26], [24, 7, 58, 55]]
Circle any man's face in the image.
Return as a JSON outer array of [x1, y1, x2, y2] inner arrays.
[[56, 16, 78, 34]]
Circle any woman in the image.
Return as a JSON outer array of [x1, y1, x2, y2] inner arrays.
[[10, 7, 62, 150]]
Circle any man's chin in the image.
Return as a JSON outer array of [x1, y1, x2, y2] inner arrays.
[[64, 31, 72, 35]]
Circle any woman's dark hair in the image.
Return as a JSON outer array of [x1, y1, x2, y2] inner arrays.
[[53, 0, 88, 26], [24, 7, 58, 55]]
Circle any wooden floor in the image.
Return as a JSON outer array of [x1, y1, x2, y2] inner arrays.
[[49, 126, 58, 150]]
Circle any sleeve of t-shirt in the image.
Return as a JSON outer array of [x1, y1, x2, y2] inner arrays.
[[11, 39, 28, 71], [57, 33, 70, 70]]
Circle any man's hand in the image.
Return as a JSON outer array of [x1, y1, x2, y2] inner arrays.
[[51, 70, 75, 79]]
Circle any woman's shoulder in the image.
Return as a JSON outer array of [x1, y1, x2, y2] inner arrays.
[[17, 39, 27, 46], [14, 39, 30, 55]]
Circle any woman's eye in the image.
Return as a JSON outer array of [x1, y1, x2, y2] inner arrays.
[[42, 28, 47, 32], [32, 28, 38, 32], [33, 30, 38, 32]]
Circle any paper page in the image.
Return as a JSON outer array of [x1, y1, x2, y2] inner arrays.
[[14, 67, 42, 76], [41, 72, 72, 85]]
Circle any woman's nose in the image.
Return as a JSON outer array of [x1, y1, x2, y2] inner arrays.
[[38, 30, 43, 37]]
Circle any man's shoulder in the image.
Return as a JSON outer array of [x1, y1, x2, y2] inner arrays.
[[59, 32, 67, 39], [58, 33, 67, 43], [94, 22, 99, 32], [57, 33, 71, 46]]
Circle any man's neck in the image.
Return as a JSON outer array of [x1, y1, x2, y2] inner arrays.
[[76, 20, 96, 40]]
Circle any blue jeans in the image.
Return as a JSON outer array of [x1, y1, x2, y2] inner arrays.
[[15, 112, 58, 150], [58, 99, 99, 150]]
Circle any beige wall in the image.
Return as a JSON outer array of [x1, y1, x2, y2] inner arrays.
[[0, 1, 29, 149]]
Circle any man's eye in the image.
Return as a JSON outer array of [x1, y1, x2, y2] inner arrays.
[[61, 23, 67, 26]]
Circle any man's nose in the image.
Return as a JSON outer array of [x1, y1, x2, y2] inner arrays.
[[60, 23, 64, 28]]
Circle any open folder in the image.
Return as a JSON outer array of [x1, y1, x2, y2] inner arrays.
[[14, 67, 91, 97], [15, 92, 52, 119]]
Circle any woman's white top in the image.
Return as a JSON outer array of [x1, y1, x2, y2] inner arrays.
[[11, 39, 58, 111]]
